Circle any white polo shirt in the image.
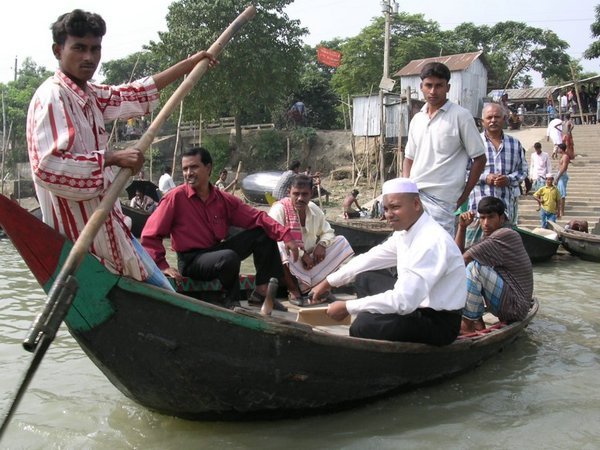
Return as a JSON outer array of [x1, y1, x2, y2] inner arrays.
[[405, 101, 486, 204]]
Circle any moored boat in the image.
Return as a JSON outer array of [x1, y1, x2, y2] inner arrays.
[[121, 202, 151, 238], [513, 226, 560, 262], [548, 221, 600, 262], [329, 218, 392, 254], [0, 194, 538, 420]]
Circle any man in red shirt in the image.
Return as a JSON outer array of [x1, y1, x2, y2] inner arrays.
[[141, 147, 299, 310]]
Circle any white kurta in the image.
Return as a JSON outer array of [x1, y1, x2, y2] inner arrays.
[[327, 213, 467, 315], [27, 70, 160, 279]]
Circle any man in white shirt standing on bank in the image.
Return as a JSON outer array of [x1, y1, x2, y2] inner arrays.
[[309, 178, 466, 345], [403, 62, 487, 236], [158, 166, 176, 195]]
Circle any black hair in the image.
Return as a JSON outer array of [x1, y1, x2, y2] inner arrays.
[[419, 62, 451, 82], [163, 166, 171, 173], [351, 189, 359, 196], [558, 143, 567, 151], [534, 142, 542, 150], [289, 160, 301, 171], [182, 147, 213, 166], [51, 9, 106, 45], [290, 174, 313, 190], [477, 196, 505, 216]]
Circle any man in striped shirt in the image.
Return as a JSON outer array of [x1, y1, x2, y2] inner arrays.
[[465, 103, 527, 246], [27, 9, 215, 287]]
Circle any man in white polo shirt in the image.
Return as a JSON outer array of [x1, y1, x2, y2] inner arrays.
[[403, 62, 487, 236], [309, 178, 466, 345]]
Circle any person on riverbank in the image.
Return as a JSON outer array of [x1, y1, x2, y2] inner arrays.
[[533, 174, 562, 228], [27, 9, 216, 289], [455, 196, 533, 335], [529, 142, 552, 192], [215, 169, 237, 192], [562, 113, 575, 160], [555, 143, 570, 217], [158, 166, 176, 195], [141, 147, 299, 310], [130, 188, 156, 213], [403, 62, 486, 235], [342, 189, 362, 218], [468, 102, 527, 228], [546, 117, 563, 159], [272, 160, 301, 200], [309, 178, 466, 345], [268, 175, 354, 305]]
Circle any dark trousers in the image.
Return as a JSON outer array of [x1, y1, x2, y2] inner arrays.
[[351, 270, 461, 345], [177, 228, 283, 302]]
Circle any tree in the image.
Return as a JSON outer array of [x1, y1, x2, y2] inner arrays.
[[584, 4, 600, 59], [284, 43, 343, 130], [1, 59, 52, 169], [101, 51, 161, 85], [148, 0, 306, 150], [448, 21, 570, 88], [331, 13, 446, 97]]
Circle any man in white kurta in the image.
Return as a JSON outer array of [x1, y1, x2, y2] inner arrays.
[[269, 175, 354, 304], [310, 178, 466, 345]]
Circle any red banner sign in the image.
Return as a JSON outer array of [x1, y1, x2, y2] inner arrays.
[[317, 47, 342, 68]]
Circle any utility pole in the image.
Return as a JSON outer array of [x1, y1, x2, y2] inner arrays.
[[378, 1, 398, 185]]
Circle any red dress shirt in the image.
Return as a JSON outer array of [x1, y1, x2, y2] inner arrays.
[[141, 183, 292, 270]]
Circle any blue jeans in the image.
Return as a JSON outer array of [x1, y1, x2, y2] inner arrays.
[[540, 209, 557, 229]]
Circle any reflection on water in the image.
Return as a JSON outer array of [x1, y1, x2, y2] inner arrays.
[[0, 239, 598, 449]]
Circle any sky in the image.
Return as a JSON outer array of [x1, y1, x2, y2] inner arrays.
[[0, 0, 597, 85]]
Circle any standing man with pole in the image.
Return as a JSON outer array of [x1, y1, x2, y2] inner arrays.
[[26, 9, 216, 288]]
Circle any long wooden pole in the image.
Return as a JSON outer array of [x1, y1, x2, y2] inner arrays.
[[0, 5, 257, 440]]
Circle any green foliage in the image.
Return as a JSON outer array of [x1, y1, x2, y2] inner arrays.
[[584, 5, 600, 59], [332, 13, 445, 97], [202, 134, 231, 177], [101, 51, 161, 85], [289, 126, 317, 146], [1, 59, 53, 168], [148, 0, 306, 143], [246, 129, 286, 169]]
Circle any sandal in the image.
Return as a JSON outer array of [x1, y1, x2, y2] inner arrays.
[[288, 293, 309, 307]]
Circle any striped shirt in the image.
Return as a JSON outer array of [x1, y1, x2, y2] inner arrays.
[[465, 227, 533, 322], [26, 70, 160, 280], [468, 131, 528, 223]]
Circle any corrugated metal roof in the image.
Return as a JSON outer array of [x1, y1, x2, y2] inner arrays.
[[394, 51, 485, 77], [487, 87, 559, 101]]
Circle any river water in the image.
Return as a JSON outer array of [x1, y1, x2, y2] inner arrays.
[[0, 237, 598, 449]]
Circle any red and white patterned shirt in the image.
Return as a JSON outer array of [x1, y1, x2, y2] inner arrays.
[[26, 70, 160, 280]]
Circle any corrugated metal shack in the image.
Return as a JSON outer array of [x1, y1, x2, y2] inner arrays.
[[352, 93, 408, 139], [394, 51, 489, 118]]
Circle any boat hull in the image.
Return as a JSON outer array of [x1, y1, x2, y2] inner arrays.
[[329, 219, 392, 254], [0, 194, 538, 419], [514, 227, 560, 262], [121, 203, 151, 238], [548, 222, 600, 262]]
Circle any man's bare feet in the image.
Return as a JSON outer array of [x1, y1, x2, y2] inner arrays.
[[460, 317, 486, 335]]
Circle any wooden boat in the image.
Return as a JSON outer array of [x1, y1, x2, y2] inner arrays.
[[548, 221, 600, 262], [0, 194, 538, 420], [329, 218, 392, 254], [513, 226, 560, 263], [121, 202, 151, 238]]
